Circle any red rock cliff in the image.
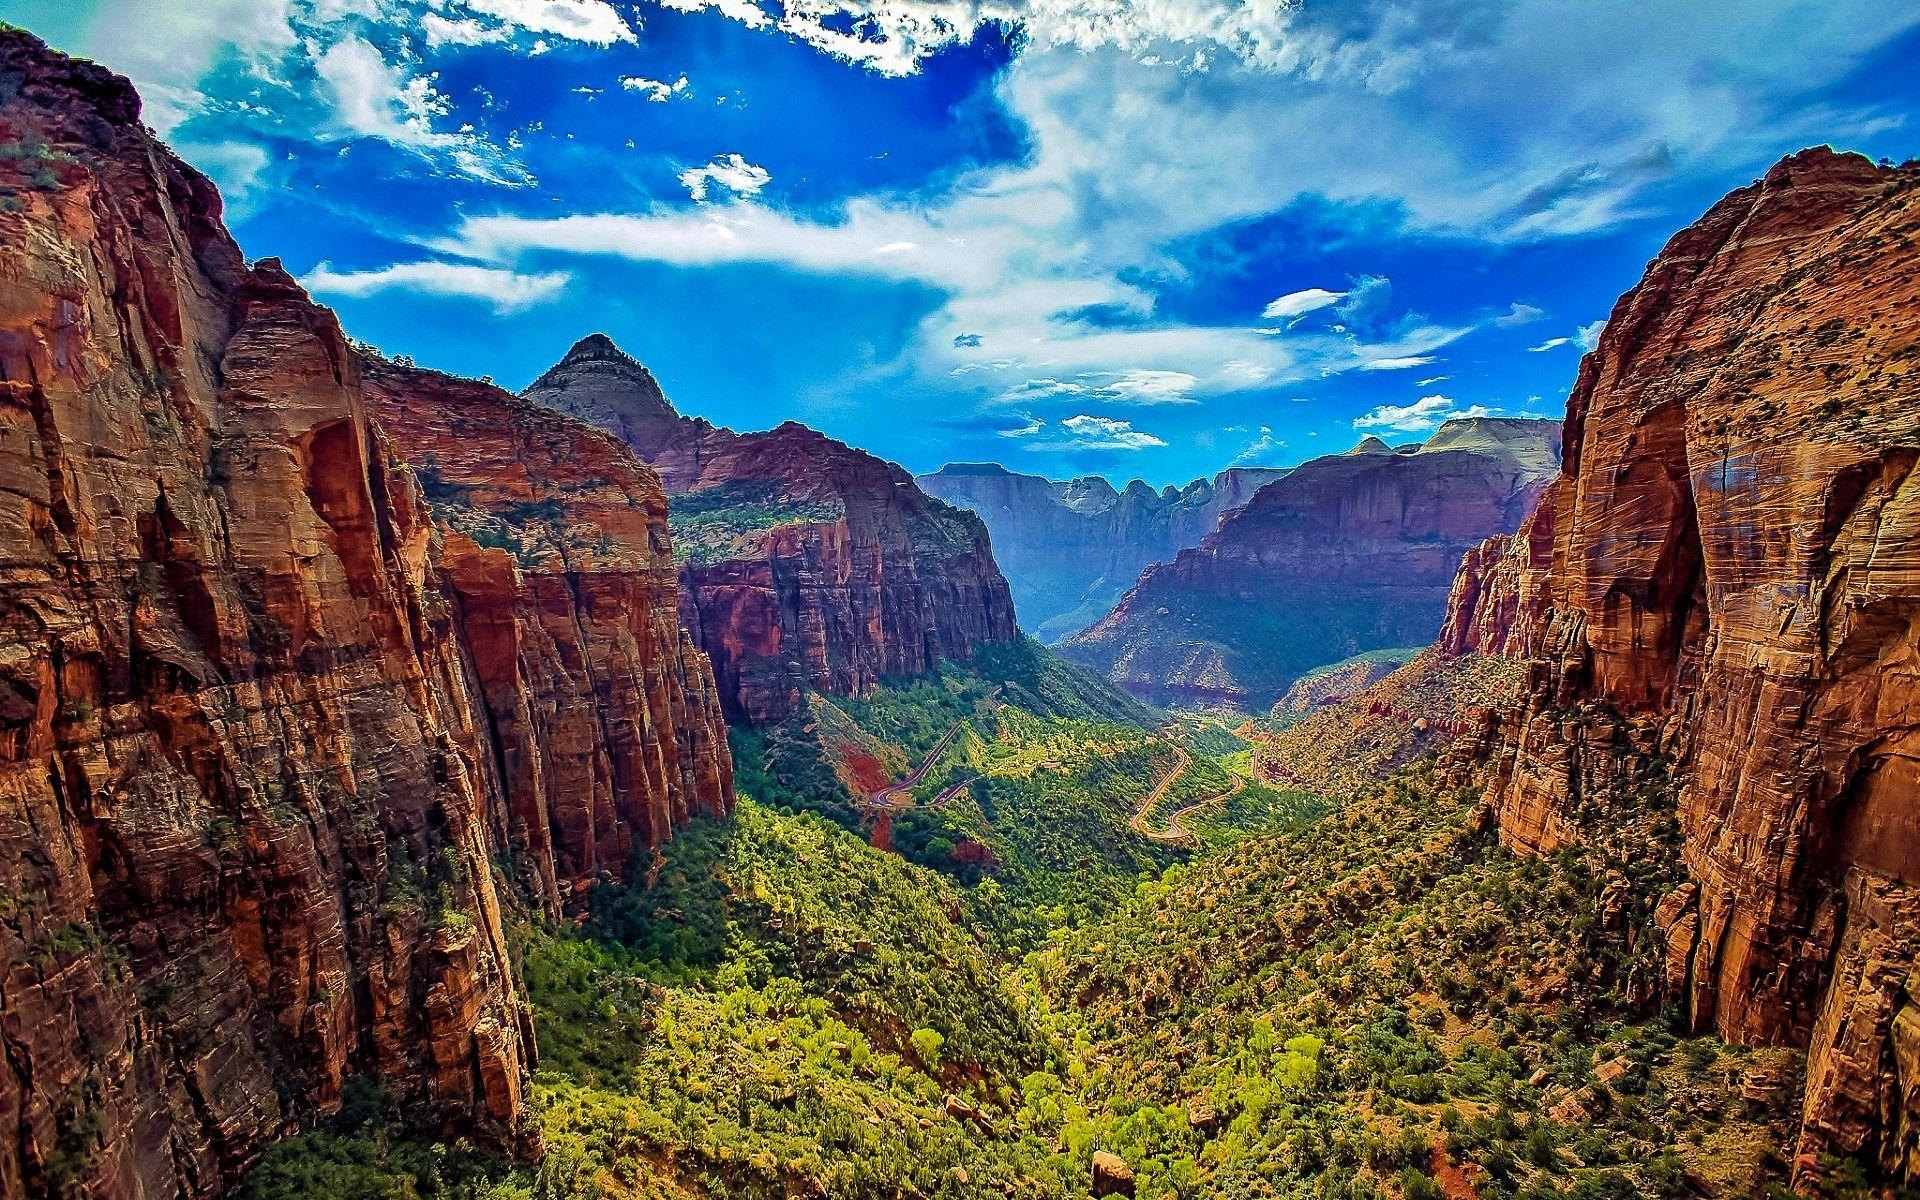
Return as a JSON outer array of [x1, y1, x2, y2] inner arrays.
[[0, 31, 730, 1197], [522, 336, 1019, 724], [1444, 148, 1920, 1186], [361, 359, 733, 913]]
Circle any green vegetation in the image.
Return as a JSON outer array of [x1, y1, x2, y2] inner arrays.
[[244, 646, 1877, 1200], [668, 479, 845, 567]]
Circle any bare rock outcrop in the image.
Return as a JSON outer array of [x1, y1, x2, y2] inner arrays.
[[523, 336, 1019, 723], [1442, 147, 1920, 1185], [0, 30, 730, 1197]]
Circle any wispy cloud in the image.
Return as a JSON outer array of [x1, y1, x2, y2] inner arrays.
[[302, 260, 570, 312], [1263, 287, 1345, 321]]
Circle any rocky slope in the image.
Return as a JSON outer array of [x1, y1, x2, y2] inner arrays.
[[523, 335, 1019, 724], [1061, 417, 1560, 709], [916, 462, 1289, 642], [0, 31, 728, 1198], [1441, 148, 1920, 1187]]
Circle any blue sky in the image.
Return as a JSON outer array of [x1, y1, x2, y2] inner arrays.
[[10, 0, 1920, 484]]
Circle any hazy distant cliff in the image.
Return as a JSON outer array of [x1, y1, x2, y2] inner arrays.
[[1442, 148, 1920, 1187], [1061, 417, 1561, 709], [523, 336, 1019, 723], [917, 462, 1288, 642]]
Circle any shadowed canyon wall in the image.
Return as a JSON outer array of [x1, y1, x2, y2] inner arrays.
[[0, 32, 729, 1197], [1442, 148, 1920, 1186]]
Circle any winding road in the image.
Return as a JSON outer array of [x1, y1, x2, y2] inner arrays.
[[1129, 738, 1248, 843], [859, 687, 1002, 814]]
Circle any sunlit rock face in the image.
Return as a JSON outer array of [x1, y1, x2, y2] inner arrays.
[[1060, 418, 1561, 710], [1443, 148, 1920, 1187], [525, 335, 1019, 724], [917, 462, 1291, 643], [0, 30, 730, 1197]]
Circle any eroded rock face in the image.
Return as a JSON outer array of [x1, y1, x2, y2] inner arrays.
[[1444, 148, 1920, 1184], [361, 360, 734, 914], [523, 336, 1019, 723], [0, 32, 729, 1197], [916, 463, 1290, 643], [1062, 418, 1561, 710]]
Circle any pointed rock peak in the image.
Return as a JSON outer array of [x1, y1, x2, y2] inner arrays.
[[1346, 435, 1393, 455], [560, 332, 635, 364]]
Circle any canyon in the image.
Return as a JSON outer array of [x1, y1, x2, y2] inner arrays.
[[1062, 417, 1561, 710], [522, 336, 1020, 724], [0, 32, 728, 1198], [916, 463, 1288, 643], [1438, 147, 1920, 1188]]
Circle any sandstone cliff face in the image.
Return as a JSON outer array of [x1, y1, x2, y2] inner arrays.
[[1443, 149, 1920, 1185], [523, 336, 1019, 723], [1061, 417, 1560, 710], [0, 33, 729, 1197], [916, 463, 1289, 643], [361, 360, 733, 913]]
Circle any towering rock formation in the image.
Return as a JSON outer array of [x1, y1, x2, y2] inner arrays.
[[916, 462, 1290, 643], [0, 31, 728, 1197], [1061, 417, 1561, 709], [523, 335, 1019, 723], [1442, 149, 1920, 1186], [360, 359, 734, 912]]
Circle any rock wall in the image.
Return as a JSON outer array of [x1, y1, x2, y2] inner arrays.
[[1062, 417, 1560, 710], [361, 360, 734, 913], [1444, 148, 1920, 1186], [524, 336, 1019, 724], [0, 31, 729, 1198], [916, 463, 1290, 643]]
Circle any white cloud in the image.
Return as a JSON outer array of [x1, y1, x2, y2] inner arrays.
[[1353, 395, 1499, 434], [421, 13, 514, 47], [622, 74, 691, 101], [1028, 414, 1167, 452], [999, 415, 1046, 438], [1528, 337, 1571, 352], [302, 260, 570, 312], [1232, 428, 1284, 465], [313, 33, 530, 184], [176, 140, 272, 201], [1496, 302, 1547, 327], [462, 0, 637, 46], [1262, 287, 1345, 321], [1359, 355, 1437, 372], [1575, 318, 1607, 350], [82, 0, 297, 133], [678, 153, 773, 202], [1105, 369, 1199, 404]]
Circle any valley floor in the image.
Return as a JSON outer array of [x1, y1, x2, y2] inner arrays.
[[241, 648, 1882, 1200]]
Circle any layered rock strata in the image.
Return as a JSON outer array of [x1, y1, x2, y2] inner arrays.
[[0, 32, 729, 1197], [1062, 417, 1561, 709], [916, 462, 1290, 643], [523, 336, 1019, 723], [1441, 149, 1920, 1185]]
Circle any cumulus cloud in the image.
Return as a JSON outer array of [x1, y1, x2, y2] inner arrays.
[[302, 260, 570, 312], [1028, 414, 1167, 452], [1496, 302, 1547, 327], [679, 153, 773, 202], [1353, 395, 1499, 434], [1262, 287, 1345, 321], [622, 74, 691, 101], [1232, 428, 1285, 465], [1575, 318, 1607, 350]]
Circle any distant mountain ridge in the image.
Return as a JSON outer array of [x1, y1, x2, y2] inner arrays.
[[917, 462, 1290, 642], [524, 335, 1019, 724], [1060, 416, 1562, 709]]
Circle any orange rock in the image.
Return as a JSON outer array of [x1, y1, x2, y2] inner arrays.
[[1443, 147, 1920, 1183]]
